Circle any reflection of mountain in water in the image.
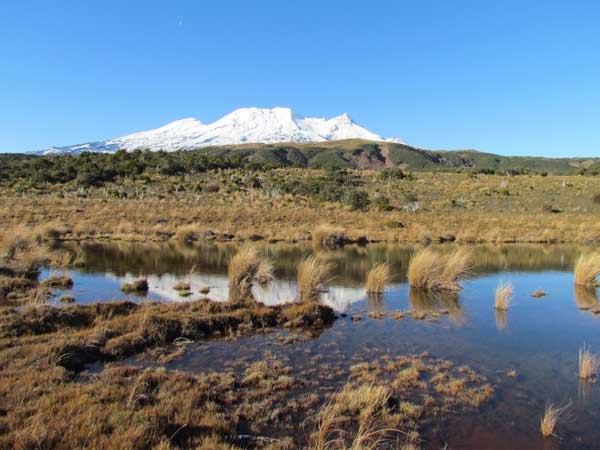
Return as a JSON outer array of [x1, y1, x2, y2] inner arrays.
[[111, 273, 366, 312], [66, 242, 589, 287]]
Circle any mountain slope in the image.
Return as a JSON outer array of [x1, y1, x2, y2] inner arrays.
[[194, 140, 598, 174], [40, 107, 403, 155]]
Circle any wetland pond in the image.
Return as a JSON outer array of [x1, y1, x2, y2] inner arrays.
[[43, 242, 600, 450]]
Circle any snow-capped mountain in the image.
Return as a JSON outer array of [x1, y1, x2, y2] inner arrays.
[[40, 107, 404, 155]]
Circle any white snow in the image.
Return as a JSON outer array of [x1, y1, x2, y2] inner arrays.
[[39, 107, 404, 155]]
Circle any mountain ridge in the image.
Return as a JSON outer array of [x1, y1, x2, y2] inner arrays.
[[40, 107, 404, 155]]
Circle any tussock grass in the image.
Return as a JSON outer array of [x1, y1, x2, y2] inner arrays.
[[574, 251, 600, 287], [366, 263, 391, 294], [4, 172, 600, 245], [313, 224, 347, 249], [228, 244, 273, 302], [298, 256, 333, 302], [41, 275, 73, 289], [173, 281, 191, 291], [540, 402, 570, 438], [494, 281, 513, 311], [579, 344, 600, 379], [36, 223, 64, 242], [311, 384, 393, 450], [121, 279, 149, 294], [407, 248, 471, 291], [175, 225, 198, 244]]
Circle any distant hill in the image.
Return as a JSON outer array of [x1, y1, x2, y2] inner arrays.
[[190, 139, 598, 174], [2, 140, 599, 183]]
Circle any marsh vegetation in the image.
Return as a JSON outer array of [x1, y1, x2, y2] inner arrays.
[[1, 230, 600, 449]]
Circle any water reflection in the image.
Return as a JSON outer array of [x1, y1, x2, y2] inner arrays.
[[60, 241, 586, 285], [45, 241, 600, 450], [95, 271, 367, 312], [44, 242, 598, 321], [408, 288, 467, 325], [574, 285, 600, 313], [495, 309, 508, 331]]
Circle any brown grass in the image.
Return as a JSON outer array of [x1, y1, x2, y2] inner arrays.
[[227, 244, 273, 301], [540, 402, 570, 438], [579, 344, 600, 379], [312, 224, 347, 249], [366, 263, 391, 294], [174, 224, 198, 244], [311, 384, 393, 450], [494, 281, 513, 311], [121, 279, 149, 293], [4, 172, 600, 245], [407, 248, 471, 291], [574, 251, 600, 287], [298, 256, 333, 302]]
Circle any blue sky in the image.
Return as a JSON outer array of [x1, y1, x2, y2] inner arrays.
[[2, 0, 599, 156]]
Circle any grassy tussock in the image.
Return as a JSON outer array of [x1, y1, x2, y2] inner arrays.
[[174, 225, 198, 244], [228, 245, 273, 301], [574, 251, 600, 287], [298, 256, 333, 302], [494, 281, 513, 311], [366, 263, 391, 294], [540, 402, 570, 438], [407, 248, 471, 291], [313, 224, 347, 249], [579, 344, 600, 379], [311, 384, 393, 450], [121, 279, 149, 294]]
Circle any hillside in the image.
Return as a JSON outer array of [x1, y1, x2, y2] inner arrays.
[[151, 139, 598, 174], [2, 140, 599, 186]]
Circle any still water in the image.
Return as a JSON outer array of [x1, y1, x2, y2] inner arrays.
[[42, 242, 600, 449]]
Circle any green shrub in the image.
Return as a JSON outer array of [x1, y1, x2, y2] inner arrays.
[[344, 189, 370, 211], [374, 195, 392, 211]]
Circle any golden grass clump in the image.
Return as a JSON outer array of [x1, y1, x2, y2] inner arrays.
[[579, 344, 600, 380], [298, 256, 333, 302], [312, 224, 347, 249], [366, 263, 391, 294], [311, 384, 392, 450], [228, 244, 273, 302], [495, 281, 513, 311], [574, 251, 600, 287], [174, 225, 198, 244], [407, 247, 471, 291], [540, 402, 570, 438]]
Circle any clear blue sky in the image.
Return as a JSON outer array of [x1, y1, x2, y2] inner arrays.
[[2, 0, 599, 156]]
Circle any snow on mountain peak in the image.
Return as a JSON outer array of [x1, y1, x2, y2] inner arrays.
[[39, 107, 404, 154]]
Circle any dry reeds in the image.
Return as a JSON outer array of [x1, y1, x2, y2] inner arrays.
[[228, 244, 273, 302], [407, 247, 471, 291], [574, 251, 600, 287], [579, 344, 600, 379], [298, 256, 333, 302], [366, 263, 391, 294], [495, 281, 513, 311], [540, 402, 570, 438], [311, 384, 392, 450]]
